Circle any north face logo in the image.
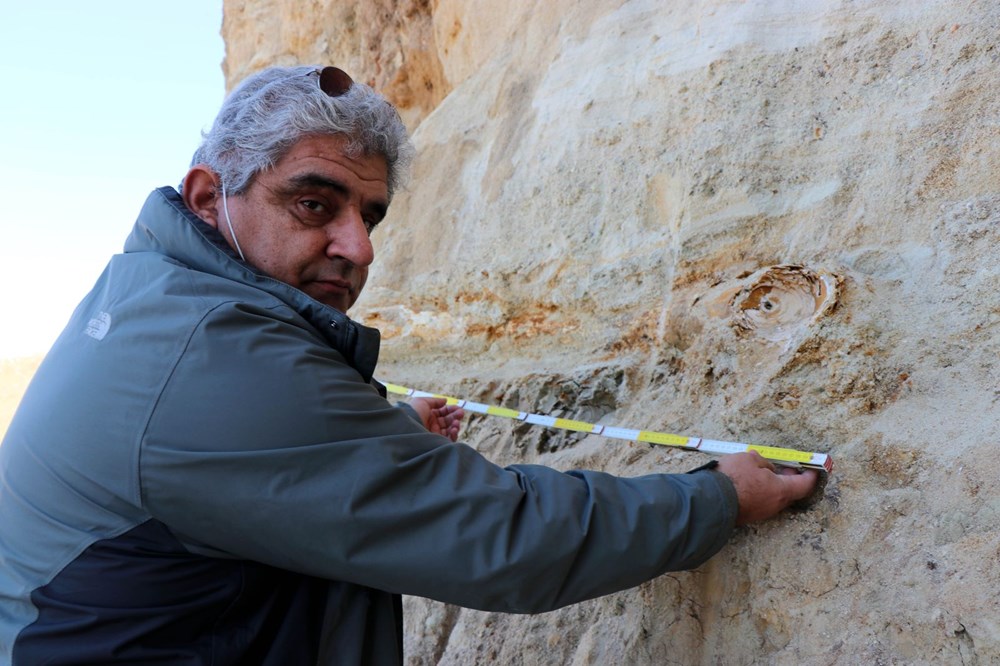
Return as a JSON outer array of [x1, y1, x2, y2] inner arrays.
[[84, 311, 111, 341]]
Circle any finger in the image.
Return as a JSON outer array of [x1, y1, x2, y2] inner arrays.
[[440, 410, 464, 429], [779, 469, 819, 501], [747, 450, 776, 471]]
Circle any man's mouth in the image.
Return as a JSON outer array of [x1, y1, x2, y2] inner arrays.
[[313, 279, 352, 296], [315, 278, 350, 289], [308, 278, 356, 309]]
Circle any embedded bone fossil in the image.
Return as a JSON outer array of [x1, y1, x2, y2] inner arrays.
[[728, 265, 840, 342]]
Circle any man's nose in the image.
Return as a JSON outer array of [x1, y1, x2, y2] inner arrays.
[[326, 209, 375, 267]]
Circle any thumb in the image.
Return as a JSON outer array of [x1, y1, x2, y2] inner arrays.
[[779, 469, 819, 502]]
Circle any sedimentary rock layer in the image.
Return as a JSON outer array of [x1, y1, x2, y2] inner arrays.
[[223, 1, 1000, 662]]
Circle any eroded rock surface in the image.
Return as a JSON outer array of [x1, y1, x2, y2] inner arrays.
[[223, 1, 1000, 662]]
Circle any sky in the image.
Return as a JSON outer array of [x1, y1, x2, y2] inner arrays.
[[0, 2, 226, 359]]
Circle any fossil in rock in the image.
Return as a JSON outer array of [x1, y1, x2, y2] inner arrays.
[[728, 265, 840, 342]]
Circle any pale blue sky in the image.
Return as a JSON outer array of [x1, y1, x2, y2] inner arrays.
[[0, 1, 225, 358]]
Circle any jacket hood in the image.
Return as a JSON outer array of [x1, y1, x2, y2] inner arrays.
[[123, 187, 381, 381]]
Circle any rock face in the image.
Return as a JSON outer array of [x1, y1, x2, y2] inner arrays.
[[222, 0, 450, 129], [222, 1, 1000, 663]]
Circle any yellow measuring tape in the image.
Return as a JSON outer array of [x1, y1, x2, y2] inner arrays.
[[382, 381, 833, 472]]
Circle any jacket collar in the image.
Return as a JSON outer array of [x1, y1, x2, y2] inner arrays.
[[124, 187, 381, 382]]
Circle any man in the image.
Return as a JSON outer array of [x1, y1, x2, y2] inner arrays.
[[0, 66, 817, 664]]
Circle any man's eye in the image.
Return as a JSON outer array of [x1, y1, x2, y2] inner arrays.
[[301, 199, 326, 213]]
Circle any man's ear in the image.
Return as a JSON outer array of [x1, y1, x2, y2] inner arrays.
[[182, 165, 222, 228]]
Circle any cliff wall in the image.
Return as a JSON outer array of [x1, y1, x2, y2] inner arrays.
[[222, 1, 1000, 663]]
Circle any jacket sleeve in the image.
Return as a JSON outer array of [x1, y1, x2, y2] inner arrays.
[[140, 300, 737, 613]]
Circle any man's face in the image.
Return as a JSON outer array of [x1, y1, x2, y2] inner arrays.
[[221, 134, 389, 312]]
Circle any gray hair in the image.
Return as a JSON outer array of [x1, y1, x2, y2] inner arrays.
[[190, 65, 413, 199]]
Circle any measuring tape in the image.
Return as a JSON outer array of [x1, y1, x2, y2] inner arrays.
[[382, 381, 833, 473]]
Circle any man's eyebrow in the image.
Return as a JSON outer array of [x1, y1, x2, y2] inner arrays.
[[285, 173, 347, 194], [283, 173, 388, 218]]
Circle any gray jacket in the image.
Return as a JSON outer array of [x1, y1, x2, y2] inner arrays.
[[0, 187, 737, 664]]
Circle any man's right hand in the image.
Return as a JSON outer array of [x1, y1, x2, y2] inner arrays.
[[410, 397, 465, 442], [716, 451, 819, 525]]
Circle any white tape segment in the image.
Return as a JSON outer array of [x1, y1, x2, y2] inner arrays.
[[381, 380, 833, 473]]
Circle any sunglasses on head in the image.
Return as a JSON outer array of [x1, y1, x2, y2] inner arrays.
[[310, 65, 403, 125], [315, 66, 353, 97]]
